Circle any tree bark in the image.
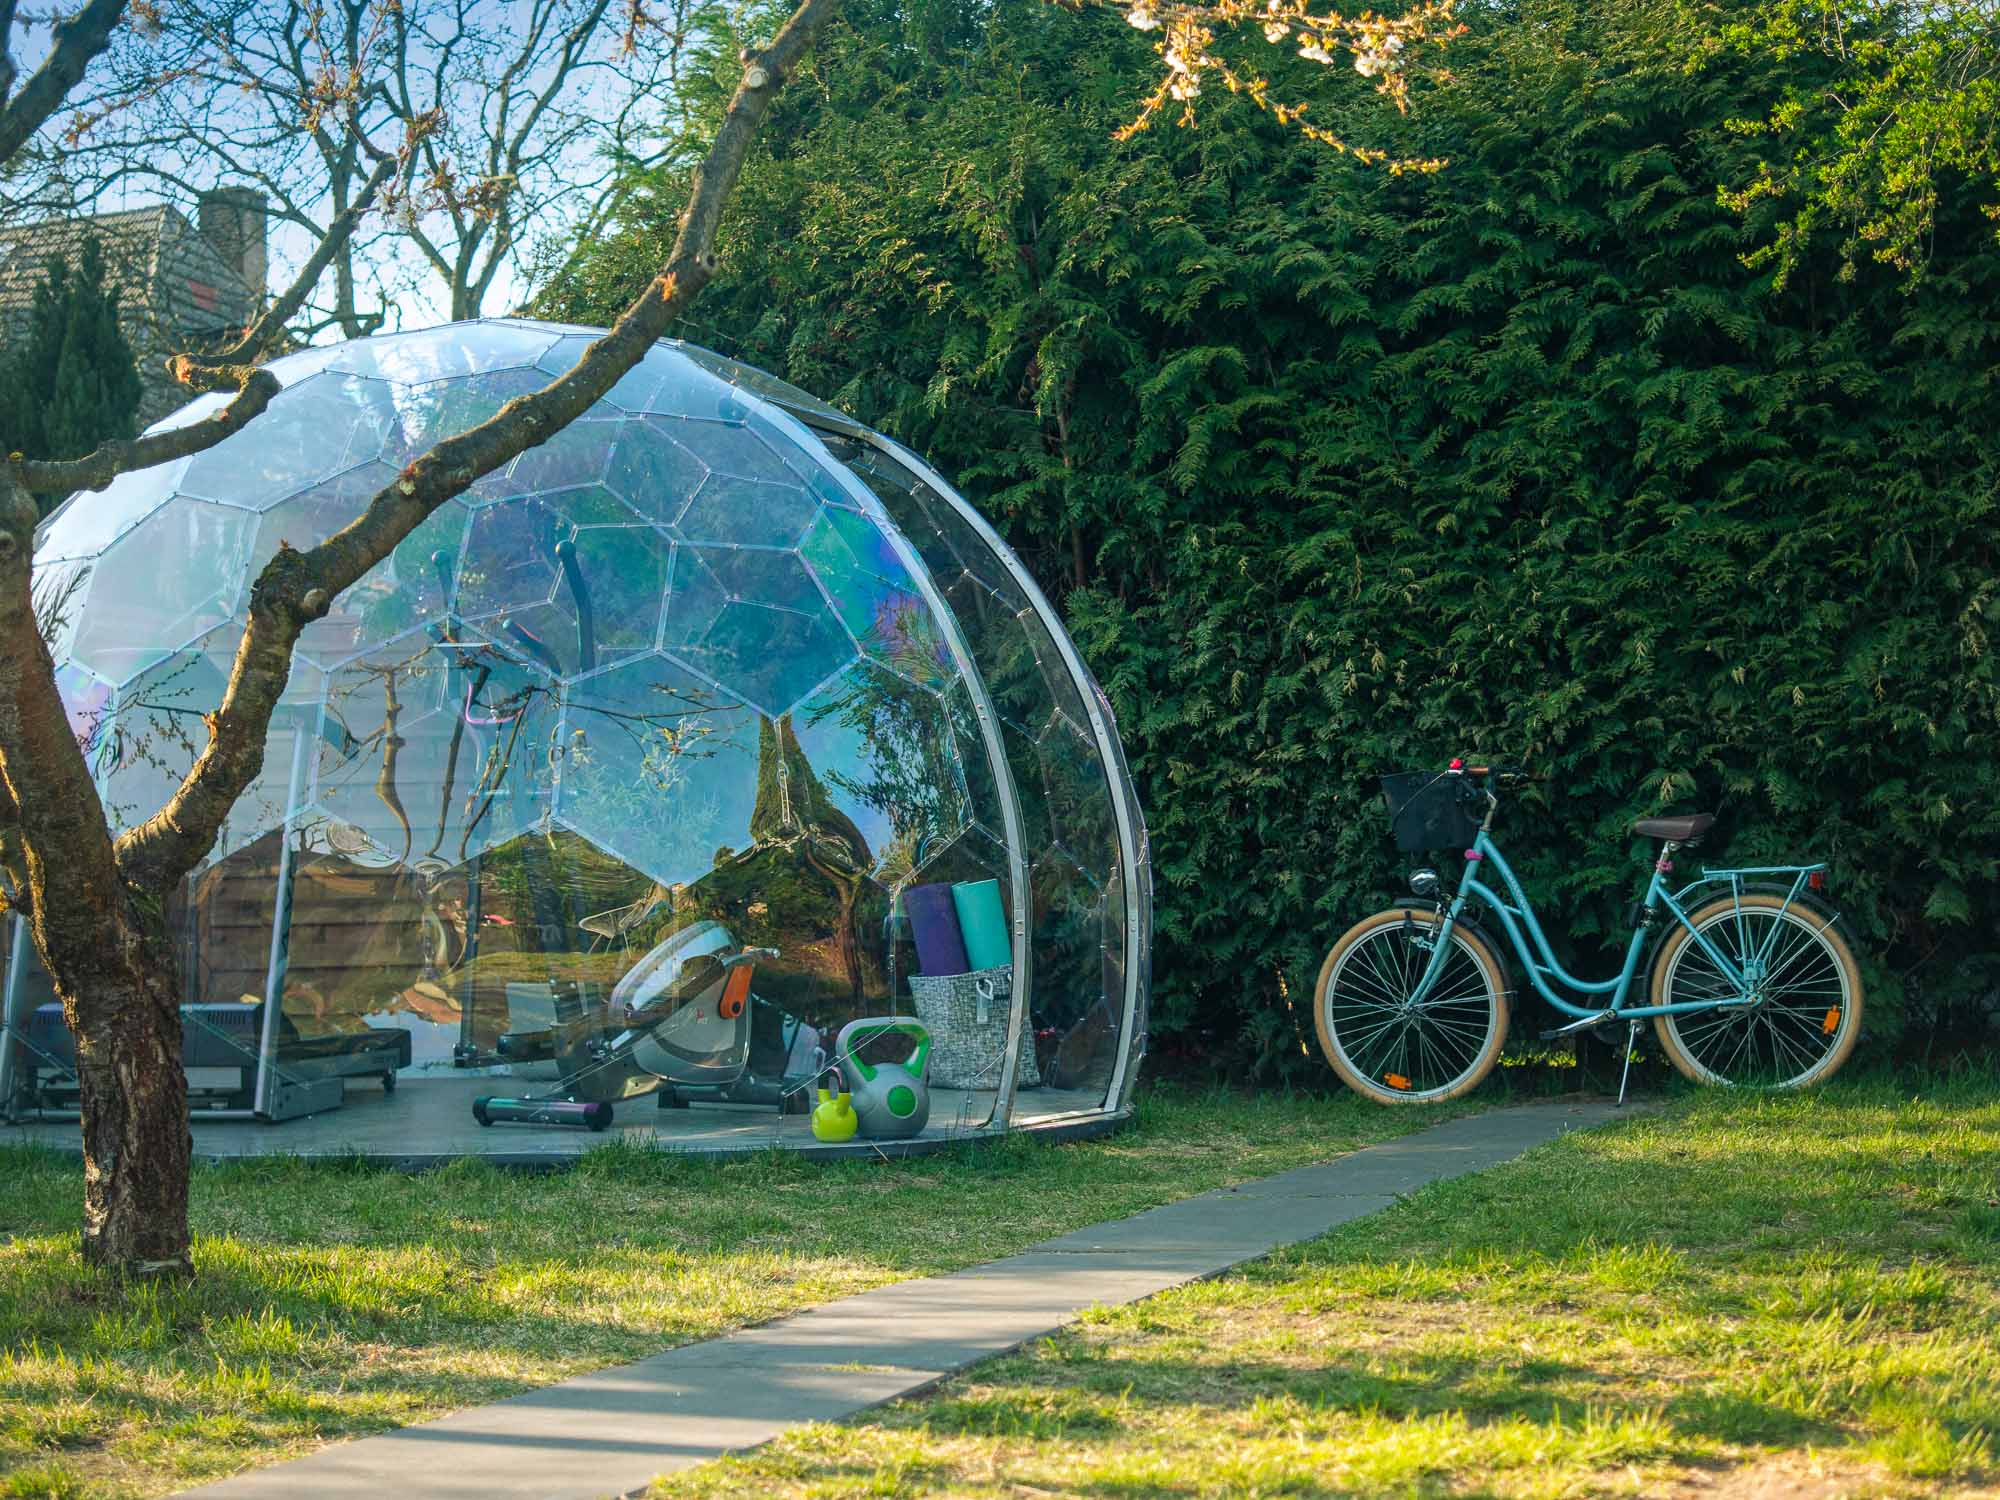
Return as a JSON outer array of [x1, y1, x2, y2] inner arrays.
[[0, 477, 192, 1275], [70, 939, 192, 1276]]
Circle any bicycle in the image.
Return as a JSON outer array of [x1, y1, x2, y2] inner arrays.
[[1314, 760, 1864, 1105]]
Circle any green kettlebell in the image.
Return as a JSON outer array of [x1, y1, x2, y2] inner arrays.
[[834, 1017, 932, 1140], [811, 1085, 858, 1142]]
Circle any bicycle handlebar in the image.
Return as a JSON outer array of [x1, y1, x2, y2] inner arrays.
[[1449, 759, 1541, 784]]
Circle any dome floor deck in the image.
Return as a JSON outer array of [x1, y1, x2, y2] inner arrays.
[[3, 1076, 1123, 1167]]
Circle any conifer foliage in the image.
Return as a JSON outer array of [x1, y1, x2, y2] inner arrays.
[[2, 232, 144, 510], [544, 0, 2000, 1070]]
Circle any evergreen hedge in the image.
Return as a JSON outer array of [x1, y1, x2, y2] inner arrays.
[[542, 0, 2000, 1071]]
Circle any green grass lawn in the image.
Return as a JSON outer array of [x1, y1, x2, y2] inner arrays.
[[0, 1087, 1466, 1499], [646, 1076, 2000, 1500]]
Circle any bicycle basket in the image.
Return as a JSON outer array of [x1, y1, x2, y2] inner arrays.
[[1381, 771, 1483, 854]]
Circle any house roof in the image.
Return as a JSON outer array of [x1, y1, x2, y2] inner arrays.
[[0, 203, 254, 330]]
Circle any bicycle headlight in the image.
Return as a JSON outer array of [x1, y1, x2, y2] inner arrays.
[[1408, 867, 1441, 898]]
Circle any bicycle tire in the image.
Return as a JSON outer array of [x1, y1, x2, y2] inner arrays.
[[1314, 907, 1510, 1105], [1650, 892, 1863, 1090]]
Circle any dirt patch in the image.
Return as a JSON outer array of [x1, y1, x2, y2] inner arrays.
[[1671, 1454, 1899, 1500]]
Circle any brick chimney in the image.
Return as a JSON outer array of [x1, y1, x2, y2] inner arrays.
[[197, 187, 268, 306]]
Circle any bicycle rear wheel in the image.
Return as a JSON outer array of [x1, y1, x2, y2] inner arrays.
[[1650, 892, 1863, 1089], [1314, 908, 1510, 1104]]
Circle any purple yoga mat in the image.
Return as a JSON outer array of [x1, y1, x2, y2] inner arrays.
[[905, 882, 971, 976]]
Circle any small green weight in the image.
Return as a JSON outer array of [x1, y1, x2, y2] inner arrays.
[[833, 1017, 932, 1140], [810, 1086, 858, 1142]]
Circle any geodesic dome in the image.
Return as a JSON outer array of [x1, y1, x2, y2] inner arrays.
[[3, 319, 1150, 1148]]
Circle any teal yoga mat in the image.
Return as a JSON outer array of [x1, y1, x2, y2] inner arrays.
[[952, 879, 1011, 971]]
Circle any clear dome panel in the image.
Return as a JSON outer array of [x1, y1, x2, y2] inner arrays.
[[604, 418, 710, 523], [70, 498, 255, 686], [251, 466, 465, 668], [181, 372, 399, 512], [30, 556, 92, 663], [674, 341, 855, 425], [306, 634, 560, 870], [556, 655, 764, 889], [319, 321, 561, 383], [93, 625, 316, 860], [789, 662, 973, 885], [34, 454, 193, 563]]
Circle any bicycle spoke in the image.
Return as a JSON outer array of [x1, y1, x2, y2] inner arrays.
[[1324, 923, 1499, 1098], [1663, 906, 1849, 1088]]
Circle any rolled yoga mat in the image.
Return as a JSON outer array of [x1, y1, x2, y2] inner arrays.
[[952, 879, 1012, 971], [905, 883, 971, 976]]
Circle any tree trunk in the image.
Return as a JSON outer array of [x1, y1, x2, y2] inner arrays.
[[68, 946, 193, 1277]]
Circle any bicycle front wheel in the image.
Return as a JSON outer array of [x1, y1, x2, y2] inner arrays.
[[1650, 892, 1863, 1090], [1314, 908, 1510, 1104]]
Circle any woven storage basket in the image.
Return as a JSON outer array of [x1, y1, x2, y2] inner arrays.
[[908, 965, 1040, 1090]]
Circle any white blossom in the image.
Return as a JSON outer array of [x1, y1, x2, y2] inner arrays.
[[1126, 3, 1160, 29]]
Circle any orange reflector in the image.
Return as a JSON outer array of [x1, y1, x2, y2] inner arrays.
[[1384, 1073, 1412, 1090], [1822, 1008, 1840, 1034]]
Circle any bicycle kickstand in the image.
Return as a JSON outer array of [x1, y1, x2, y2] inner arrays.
[[1616, 1020, 1641, 1107]]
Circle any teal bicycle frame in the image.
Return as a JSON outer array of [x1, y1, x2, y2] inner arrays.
[[1407, 800, 1829, 1024]]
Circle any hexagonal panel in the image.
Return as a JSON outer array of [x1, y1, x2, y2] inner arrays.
[[790, 663, 971, 883], [456, 497, 569, 623], [677, 475, 817, 549], [248, 464, 465, 667], [324, 321, 560, 382], [534, 334, 671, 412], [604, 418, 709, 525], [54, 662, 113, 767], [383, 367, 551, 468], [678, 343, 853, 425], [313, 636, 558, 867], [942, 575, 1041, 734], [1037, 715, 1119, 885], [97, 643, 228, 835], [34, 455, 192, 564], [634, 352, 751, 423], [72, 498, 254, 685], [565, 524, 672, 666], [506, 411, 623, 492], [655, 418, 802, 487], [800, 507, 952, 683], [678, 601, 855, 718], [1030, 849, 1113, 1061], [660, 545, 728, 650], [943, 680, 1050, 854], [543, 483, 644, 529], [181, 372, 399, 511], [31, 556, 93, 664], [554, 654, 764, 888]]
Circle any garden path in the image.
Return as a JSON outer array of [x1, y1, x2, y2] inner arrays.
[[174, 1100, 1622, 1500]]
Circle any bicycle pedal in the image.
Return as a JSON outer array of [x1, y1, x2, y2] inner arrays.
[[1540, 1011, 1615, 1041]]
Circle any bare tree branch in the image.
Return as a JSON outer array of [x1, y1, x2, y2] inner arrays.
[[11, 369, 281, 493], [0, 0, 125, 164], [114, 0, 847, 892]]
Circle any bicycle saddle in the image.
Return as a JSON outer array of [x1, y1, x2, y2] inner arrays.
[[1630, 813, 1715, 842]]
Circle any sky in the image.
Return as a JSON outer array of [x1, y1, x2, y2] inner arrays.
[[9, 0, 681, 338]]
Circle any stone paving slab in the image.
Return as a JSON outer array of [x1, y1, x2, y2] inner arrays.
[[175, 1100, 1624, 1500]]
